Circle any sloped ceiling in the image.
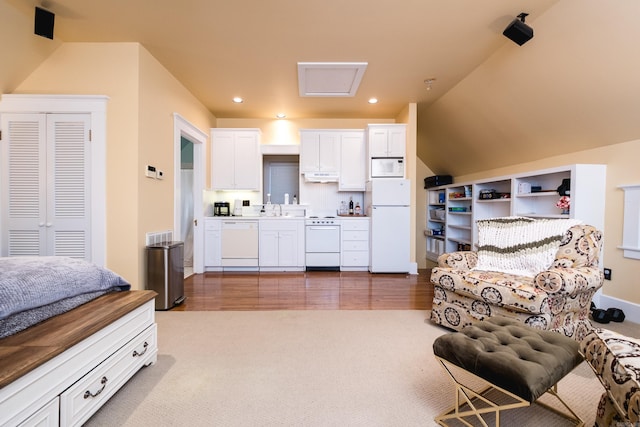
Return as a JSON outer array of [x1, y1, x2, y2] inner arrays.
[[2, 0, 639, 177], [419, 0, 640, 176]]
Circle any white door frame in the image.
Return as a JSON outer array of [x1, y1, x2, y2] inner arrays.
[[173, 113, 207, 274]]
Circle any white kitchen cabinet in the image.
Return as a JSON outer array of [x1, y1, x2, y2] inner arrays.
[[210, 128, 261, 190], [204, 218, 222, 270], [1, 113, 92, 259], [366, 124, 406, 158], [339, 130, 366, 191], [341, 218, 369, 271], [259, 219, 304, 271], [299, 130, 339, 174]]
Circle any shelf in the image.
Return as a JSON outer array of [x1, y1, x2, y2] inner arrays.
[[428, 219, 445, 224], [476, 198, 510, 203], [448, 197, 472, 201], [515, 191, 558, 198], [448, 237, 471, 245], [516, 213, 570, 219], [426, 235, 445, 241], [448, 211, 472, 215], [449, 225, 471, 231], [429, 203, 445, 207]]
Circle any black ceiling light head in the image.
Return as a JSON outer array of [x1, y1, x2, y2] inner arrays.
[[503, 12, 533, 46]]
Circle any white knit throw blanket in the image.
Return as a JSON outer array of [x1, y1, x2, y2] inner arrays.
[[474, 217, 582, 277]]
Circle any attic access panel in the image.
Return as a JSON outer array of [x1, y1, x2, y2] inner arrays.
[[298, 62, 368, 97]]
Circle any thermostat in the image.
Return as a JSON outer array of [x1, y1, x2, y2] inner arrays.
[[145, 165, 157, 178]]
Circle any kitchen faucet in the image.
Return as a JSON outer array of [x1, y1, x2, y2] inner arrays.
[[276, 204, 283, 217]]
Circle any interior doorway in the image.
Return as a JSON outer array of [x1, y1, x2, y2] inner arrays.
[[173, 113, 207, 276], [181, 137, 195, 277]]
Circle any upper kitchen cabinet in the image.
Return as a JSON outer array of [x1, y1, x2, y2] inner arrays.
[[300, 130, 339, 175], [339, 130, 366, 191], [366, 124, 406, 158], [211, 128, 261, 190]]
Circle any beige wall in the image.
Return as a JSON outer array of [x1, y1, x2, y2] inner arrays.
[[455, 138, 640, 305], [395, 104, 420, 270], [15, 42, 216, 288], [416, 158, 435, 269], [15, 43, 141, 282], [0, 1, 61, 94]]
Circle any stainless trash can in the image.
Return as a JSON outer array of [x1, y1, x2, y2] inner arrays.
[[146, 241, 186, 310]]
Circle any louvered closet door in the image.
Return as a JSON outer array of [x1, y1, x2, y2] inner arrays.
[[1, 113, 91, 258], [46, 114, 91, 258], [1, 114, 47, 256]]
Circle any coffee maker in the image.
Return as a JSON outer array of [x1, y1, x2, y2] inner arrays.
[[213, 202, 230, 216]]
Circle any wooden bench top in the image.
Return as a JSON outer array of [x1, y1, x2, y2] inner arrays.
[[0, 290, 156, 389]]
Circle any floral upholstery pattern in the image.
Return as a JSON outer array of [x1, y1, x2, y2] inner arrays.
[[430, 224, 604, 341], [580, 328, 640, 426]]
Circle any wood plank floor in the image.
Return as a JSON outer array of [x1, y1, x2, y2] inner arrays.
[[171, 269, 433, 311]]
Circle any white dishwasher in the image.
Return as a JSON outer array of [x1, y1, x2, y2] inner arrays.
[[221, 220, 259, 267]]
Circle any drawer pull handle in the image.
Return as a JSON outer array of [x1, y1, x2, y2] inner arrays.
[[133, 341, 149, 357], [84, 376, 108, 399]]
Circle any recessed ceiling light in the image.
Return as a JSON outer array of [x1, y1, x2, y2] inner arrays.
[[368, 98, 378, 104], [276, 113, 287, 119], [232, 97, 244, 103]]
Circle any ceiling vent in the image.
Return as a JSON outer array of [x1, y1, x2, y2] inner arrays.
[[297, 62, 368, 97]]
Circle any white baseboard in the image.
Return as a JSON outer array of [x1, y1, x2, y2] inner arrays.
[[594, 292, 640, 324], [409, 262, 418, 275]]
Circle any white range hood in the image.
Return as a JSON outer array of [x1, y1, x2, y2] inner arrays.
[[304, 171, 339, 183]]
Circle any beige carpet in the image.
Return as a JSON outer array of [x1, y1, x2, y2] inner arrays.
[[85, 310, 621, 426]]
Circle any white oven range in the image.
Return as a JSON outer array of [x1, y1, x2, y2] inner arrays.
[[305, 217, 341, 271]]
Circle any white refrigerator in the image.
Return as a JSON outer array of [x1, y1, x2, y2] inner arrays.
[[364, 179, 411, 273]]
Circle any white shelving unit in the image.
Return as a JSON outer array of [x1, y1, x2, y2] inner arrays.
[[426, 189, 446, 261], [425, 164, 606, 262]]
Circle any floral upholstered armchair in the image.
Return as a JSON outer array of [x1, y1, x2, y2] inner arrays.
[[580, 328, 640, 425], [430, 219, 604, 341]]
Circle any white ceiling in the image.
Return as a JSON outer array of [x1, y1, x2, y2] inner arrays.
[[10, 0, 559, 120]]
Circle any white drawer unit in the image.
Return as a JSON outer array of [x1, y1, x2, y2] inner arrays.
[[341, 218, 370, 271], [60, 324, 157, 426], [18, 397, 59, 427], [0, 293, 157, 427]]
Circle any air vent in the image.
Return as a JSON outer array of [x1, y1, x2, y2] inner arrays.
[[297, 62, 368, 97]]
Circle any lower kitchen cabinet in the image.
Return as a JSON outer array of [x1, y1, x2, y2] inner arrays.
[[341, 218, 370, 271], [204, 218, 222, 270], [259, 219, 305, 271]]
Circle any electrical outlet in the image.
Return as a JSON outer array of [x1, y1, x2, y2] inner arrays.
[[603, 268, 612, 280], [157, 170, 164, 180]]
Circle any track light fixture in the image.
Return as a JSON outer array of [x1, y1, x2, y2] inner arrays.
[[503, 12, 533, 46]]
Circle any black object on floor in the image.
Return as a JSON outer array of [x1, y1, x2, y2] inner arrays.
[[590, 303, 625, 324]]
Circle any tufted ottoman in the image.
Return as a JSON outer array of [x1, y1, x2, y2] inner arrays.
[[432, 317, 584, 426]]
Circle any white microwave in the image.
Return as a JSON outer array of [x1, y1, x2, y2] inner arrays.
[[371, 157, 405, 178]]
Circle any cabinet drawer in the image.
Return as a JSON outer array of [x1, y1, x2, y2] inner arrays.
[[341, 251, 368, 266], [205, 219, 221, 231], [341, 220, 369, 231], [342, 240, 368, 251], [18, 397, 58, 427], [60, 324, 157, 427], [342, 230, 368, 241]]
